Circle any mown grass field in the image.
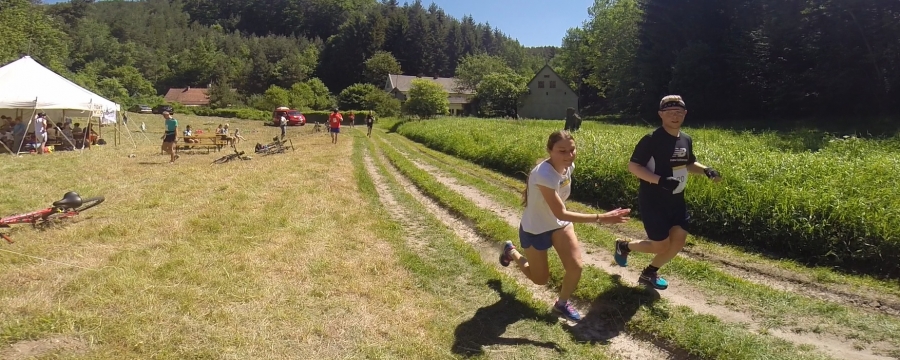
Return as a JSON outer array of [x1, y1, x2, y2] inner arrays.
[[0, 114, 606, 359], [387, 118, 900, 278]]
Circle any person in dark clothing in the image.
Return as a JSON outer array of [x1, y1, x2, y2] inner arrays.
[[612, 95, 722, 290]]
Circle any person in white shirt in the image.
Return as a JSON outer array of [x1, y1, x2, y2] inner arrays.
[[498, 130, 631, 322], [33, 113, 49, 154]]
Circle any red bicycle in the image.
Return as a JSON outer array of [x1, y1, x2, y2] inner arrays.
[[0, 192, 105, 244]]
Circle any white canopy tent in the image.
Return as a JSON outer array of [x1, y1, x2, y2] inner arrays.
[[0, 56, 127, 153], [0, 56, 121, 125]]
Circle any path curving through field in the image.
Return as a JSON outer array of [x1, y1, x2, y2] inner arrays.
[[362, 144, 679, 360], [373, 131, 897, 360]]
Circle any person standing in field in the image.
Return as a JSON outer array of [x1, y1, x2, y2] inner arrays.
[[329, 108, 343, 144], [348, 111, 355, 129], [161, 111, 179, 163], [33, 113, 49, 154], [279, 113, 288, 139], [614, 95, 722, 290], [499, 130, 632, 322], [365, 112, 375, 137]]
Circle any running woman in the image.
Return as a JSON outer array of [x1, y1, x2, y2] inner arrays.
[[614, 95, 721, 290], [499, 130, 632, 321], [329, 108, 342, 144]]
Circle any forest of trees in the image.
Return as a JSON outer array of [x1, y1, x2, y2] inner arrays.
[[0, 0, 551, 113], [554, 0, 900, 123], [1, 0, 899, 123]]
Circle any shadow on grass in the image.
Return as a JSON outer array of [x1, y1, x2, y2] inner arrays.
[[451, 279, 562, 357], [563, 275, 661, 345]]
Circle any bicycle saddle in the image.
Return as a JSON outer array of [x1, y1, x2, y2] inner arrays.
[[53, 191, 83, 209]]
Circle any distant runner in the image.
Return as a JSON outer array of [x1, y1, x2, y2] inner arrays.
[[614, 95, 722, 290], [329, 108, 343, 144], [365, 112, 375, 137]]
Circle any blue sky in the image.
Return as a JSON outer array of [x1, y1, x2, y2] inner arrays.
[[424, 0, 594, 47], [42, 0, 594, 47]]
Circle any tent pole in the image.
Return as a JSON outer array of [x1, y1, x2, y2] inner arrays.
[[124, 121, 138, 148]]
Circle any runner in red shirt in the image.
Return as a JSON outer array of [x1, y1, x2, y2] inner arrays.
[[329, 108, 343, 144]]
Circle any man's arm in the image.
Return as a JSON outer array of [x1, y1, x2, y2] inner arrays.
[[687, 162, 708, 174], [628, 162, 661, 184], [627, 135, 660, 184]]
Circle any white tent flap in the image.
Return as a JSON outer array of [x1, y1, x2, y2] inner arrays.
[[0, 56, 121, 112]]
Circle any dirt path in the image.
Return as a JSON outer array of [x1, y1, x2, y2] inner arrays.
[[362, 148, 677, 360], [397, 136, 900, 317], [379, 137, 896, 360]]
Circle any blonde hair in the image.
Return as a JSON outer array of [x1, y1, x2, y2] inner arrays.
[[522, 130, 575, 207]]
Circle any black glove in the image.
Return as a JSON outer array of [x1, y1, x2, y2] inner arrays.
[[704, 167, 720, 180], [657, 177, 681, 191]]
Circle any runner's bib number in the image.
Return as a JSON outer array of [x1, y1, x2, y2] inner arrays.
[[672, 166, 687, 194]]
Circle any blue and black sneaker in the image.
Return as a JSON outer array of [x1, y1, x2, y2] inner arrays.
[[614, 239, 630, 267], [552, 300, 582, 322], [639, 271, 669, 290], [499, 241, 516, 267]]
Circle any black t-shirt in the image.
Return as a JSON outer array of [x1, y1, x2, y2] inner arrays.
[[366, 117, 374, 126], [629, 127, 696, 198]]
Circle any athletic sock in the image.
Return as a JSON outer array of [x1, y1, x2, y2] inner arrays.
[[644, 265, 660, 274]]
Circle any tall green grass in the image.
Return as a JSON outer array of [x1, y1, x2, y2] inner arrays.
[[392, 118, 900, 278]]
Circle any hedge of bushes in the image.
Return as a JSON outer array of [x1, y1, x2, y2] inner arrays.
[[394, 118, 900, 277]]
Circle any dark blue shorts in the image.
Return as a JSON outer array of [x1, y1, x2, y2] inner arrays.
[[639, 194, 689, 241], [330, 127, 340, 133], [519, 224, 561, 251]]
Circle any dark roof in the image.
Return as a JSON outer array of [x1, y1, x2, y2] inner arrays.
[[164, 87, 210, 106], [387, 74, 475, 95]]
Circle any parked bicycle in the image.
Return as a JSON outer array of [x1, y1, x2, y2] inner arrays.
[[0, 192, 105, 243], [255, 137, 295, 156], [212, 144, 252, 165]]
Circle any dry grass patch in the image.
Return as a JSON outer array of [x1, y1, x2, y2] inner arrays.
[[0, 116, 468, 359]]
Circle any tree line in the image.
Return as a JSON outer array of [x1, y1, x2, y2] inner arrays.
[[0, 0, 550, 114], [554, 0, 900, 124]]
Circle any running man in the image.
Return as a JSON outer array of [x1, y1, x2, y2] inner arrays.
[[365, 112, 375, 137], [161, 111, 179, 163], [348, 111, 355, 129], [329, 108, 342, 144], [614, 95, 721, 290], [499, 130, 631, 321]]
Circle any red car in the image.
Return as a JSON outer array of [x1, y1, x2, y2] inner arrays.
[[272, 107, 306, 126]]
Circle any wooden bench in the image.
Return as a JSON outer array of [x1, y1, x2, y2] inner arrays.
[[178, 135, 227, 153]]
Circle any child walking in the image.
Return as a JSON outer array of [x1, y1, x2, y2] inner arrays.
[[499, 130, 631, 321]]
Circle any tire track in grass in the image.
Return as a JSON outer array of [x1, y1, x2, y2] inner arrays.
[[363, 138, 675, 360], [373, 130, 897, 360], [370, 133, 838, 360], [385, 127, 900, 317]]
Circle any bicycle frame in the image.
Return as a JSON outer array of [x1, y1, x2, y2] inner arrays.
[[0, 207, 74, 243]]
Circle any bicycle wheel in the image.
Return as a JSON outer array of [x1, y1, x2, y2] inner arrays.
[[74, 197, 105, 213]]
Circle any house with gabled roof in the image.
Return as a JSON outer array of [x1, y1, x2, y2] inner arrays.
[[164, 86, 210, 106], [517, 65, 579, 119], [385, 74, 475, 116]]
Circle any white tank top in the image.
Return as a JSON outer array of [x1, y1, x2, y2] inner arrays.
[[34, 117, 46, 134]]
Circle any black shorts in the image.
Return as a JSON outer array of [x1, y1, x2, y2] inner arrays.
[[639, 194, 689, 241], [163, 132, 176, 143]]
